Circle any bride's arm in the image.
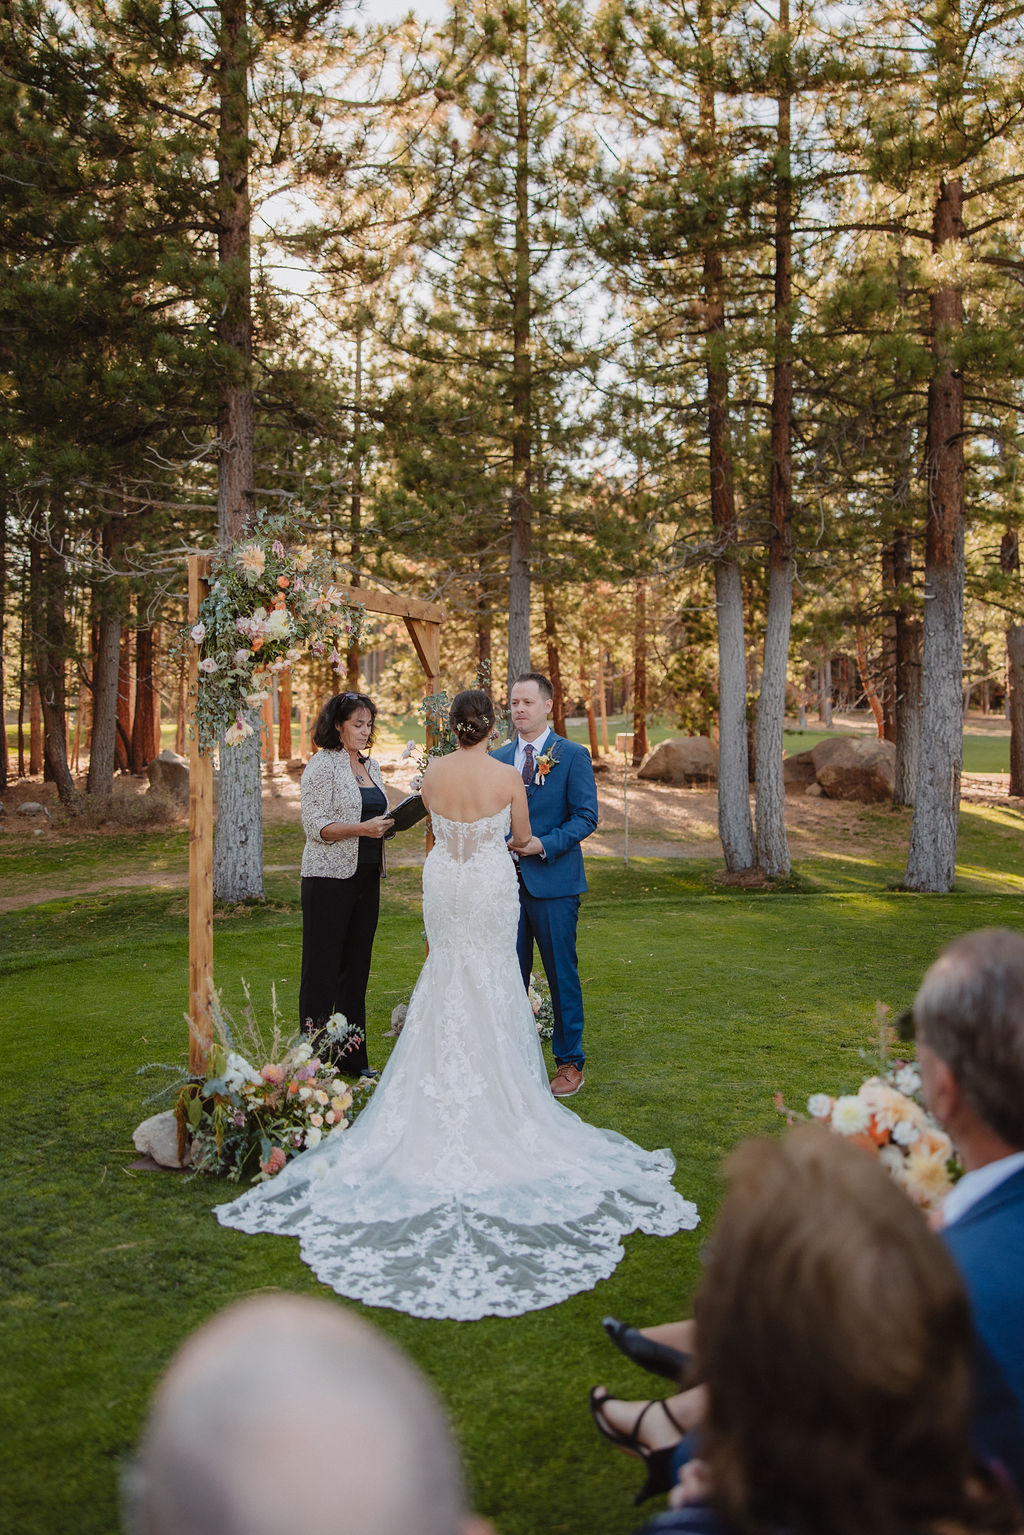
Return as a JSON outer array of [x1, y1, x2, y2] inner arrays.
[[509, 775, 532, 850]]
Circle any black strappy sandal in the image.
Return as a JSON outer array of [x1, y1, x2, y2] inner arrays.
[[589, 1386, 686, 1504], [602, 1316, 691, 1384]]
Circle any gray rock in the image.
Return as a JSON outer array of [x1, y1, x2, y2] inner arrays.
[[16, 801, 53, 822], [132, 1110, 191, 1169], [811, 736, 895, 802], [146, 750, 189, 802], [637, 736, 718, 785]]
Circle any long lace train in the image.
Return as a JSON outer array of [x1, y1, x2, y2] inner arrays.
[[215, 807, 699, 1319]]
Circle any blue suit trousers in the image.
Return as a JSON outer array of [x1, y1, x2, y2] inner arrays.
[[515, 884, 585, 1069]]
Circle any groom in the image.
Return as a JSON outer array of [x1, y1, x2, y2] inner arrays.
[[494, 672, 599, 1097]]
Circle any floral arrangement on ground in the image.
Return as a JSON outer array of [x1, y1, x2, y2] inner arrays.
[[184, 510, 364, 750], [776, 1005, 960, 1214], [144, 986, 375, 1182]]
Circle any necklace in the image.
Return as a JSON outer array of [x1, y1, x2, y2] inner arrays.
[[352, 755, 370, 785]]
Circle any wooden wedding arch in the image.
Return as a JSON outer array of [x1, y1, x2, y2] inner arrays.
[[186, 552, 445, 1071]]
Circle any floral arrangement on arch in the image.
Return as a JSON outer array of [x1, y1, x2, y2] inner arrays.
[[776, 1005, 960, 1215], [141, 984, 375, 1182], [185, 511, 364, 750]]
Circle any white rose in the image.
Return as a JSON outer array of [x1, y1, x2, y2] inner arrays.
[[807, 1093, 834, 1120], [893, 1065, 921, 1096], [891, 1118, 921, 1147], [331, 1079, 345, 1095], [305, 1126, 323, 1148], [199, 657, 219, 674], [298, 1086, 312, 1100], [829, 1095, 871, 1136], [293, 1040, 313, 1064], [190, 622, 206, 644], [263, 608, 292, 641], [233, 648, 251, 668]]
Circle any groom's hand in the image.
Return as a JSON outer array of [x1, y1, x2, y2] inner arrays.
[[512, 835, 544, 858]]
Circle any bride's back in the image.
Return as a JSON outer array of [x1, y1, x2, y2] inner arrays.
[[421, 747, 518, 824]]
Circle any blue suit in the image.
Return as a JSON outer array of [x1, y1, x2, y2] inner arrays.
[[492, 732, 598, 1068], [942, 1164, 1024, 1494]]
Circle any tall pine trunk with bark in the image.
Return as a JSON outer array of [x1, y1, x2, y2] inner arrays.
[[905, 177, 965, 891], [212, 0, 263, 902], [86, 513, 128, 799], [506, 18, 533, 697], [892, 523, 921, 806], [754, 7, 794, 878], [29, 520, 78, 806], [1001, 527, 1024, 796]]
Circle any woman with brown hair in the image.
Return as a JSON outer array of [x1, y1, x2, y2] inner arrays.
[[602, 1127, 1021, 1535], [298, 690, 393, 1075]]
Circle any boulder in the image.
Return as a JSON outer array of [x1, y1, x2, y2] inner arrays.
[[16, 800, 53, 822], [132, 1110, 191, 1169], [638, 736, 718, 785], [783, 748, 818, 793], [811, 736, 895, 802], [147, 750, 189, 802]]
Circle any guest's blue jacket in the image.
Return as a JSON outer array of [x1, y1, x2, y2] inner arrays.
[[942, 1162, 1024, 1494]]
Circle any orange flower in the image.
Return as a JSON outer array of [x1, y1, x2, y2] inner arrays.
[[277, 575, 290, 589]]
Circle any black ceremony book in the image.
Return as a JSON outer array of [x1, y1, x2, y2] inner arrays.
[[383, 793, 428, 837]]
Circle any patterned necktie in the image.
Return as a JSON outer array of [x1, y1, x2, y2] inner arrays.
[[521, 743, 534, 786]]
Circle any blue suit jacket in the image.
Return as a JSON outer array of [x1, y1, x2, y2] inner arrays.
[[492, 733, 598, 898], [942, 1163, 1024, 1493]]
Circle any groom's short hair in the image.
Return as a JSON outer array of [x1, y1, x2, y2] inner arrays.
[[130, 1294, 470, 1535], [511, 671, 553, 699]]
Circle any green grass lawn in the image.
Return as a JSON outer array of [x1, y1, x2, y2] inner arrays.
[[4, 824, 1024, 1535]]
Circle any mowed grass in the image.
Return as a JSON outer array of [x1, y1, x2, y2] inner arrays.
[[4, 817, 1024, 1535]]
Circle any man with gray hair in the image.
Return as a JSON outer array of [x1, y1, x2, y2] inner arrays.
[[913, 926, 1024, 1493], [126, 1294, 493, 1535]]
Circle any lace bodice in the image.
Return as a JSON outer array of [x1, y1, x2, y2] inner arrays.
[[427, 805, 511, 862], [216, 804, 699, 1320]]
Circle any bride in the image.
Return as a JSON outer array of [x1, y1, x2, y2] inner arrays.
[[216, 689, 699, 1320]]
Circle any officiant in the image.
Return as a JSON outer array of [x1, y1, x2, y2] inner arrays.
[[298, 691, 394, 1077]]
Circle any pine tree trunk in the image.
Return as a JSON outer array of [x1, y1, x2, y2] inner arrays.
[[212, 0, 262, 901], [213, 717, 265, 901], [279, 667, 293, 760], [880, 541, 898, 741], [905, 177, 965, 892], [0, 495, 7, 793], [817, 651, 833, 725], [87, 611, 121, 798], [754, 33, 794, 879], [115, 627, 132, 772], [1002, 528, 1023, 797], [893, 525, 920, 807], [131, 624, 158, 771], [29, 683, 42, 774], [631, 578, 649, 767], [506, 20, 533, 696], [29, 527, 78, 807], [1008, 625, 1024, 798], [543, 582, 565, 735], [346, 328, 363, 690]]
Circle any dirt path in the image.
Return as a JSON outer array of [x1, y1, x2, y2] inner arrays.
[[2, 764, 1017, 913]]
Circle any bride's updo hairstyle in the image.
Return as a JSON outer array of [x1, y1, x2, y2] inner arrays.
[[449, 689, 494, 747]]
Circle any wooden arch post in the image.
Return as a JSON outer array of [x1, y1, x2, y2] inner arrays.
[[186, 558, 444, 1073]]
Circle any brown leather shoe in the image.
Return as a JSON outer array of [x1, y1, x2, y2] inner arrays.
[[551, 1063, 584, 1098]]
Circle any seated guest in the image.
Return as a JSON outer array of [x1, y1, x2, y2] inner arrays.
[[913, 927, 1024, 1493], [598, 1127, 1021, 1535], [125, 1294, 493, 1535]]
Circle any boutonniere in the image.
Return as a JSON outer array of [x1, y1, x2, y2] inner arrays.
[[533, 747, 559, 786]]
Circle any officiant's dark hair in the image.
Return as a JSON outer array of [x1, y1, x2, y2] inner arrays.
[[312, 691, 377, 752], [512, 671, 553, 699], [449, 689, 494, 746]]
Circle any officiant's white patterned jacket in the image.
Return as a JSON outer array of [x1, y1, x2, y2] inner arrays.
[[300, 750, 388, 879]]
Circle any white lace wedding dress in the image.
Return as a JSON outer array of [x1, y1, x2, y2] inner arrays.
[[216, 807, 699, 1319]]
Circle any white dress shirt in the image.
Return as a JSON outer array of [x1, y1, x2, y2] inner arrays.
[[514, 726, 552, 782]]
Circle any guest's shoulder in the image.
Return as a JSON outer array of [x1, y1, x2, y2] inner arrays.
[[633, 1505, 736, 1535]]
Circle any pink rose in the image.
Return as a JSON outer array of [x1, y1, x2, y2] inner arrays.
[[261, 1063, 285, 1084]]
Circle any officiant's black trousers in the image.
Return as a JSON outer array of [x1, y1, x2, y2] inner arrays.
[[299, 868, 380, 1072]]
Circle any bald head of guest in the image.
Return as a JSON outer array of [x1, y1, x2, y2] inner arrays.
[[129, 1294, 491, 1535]]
